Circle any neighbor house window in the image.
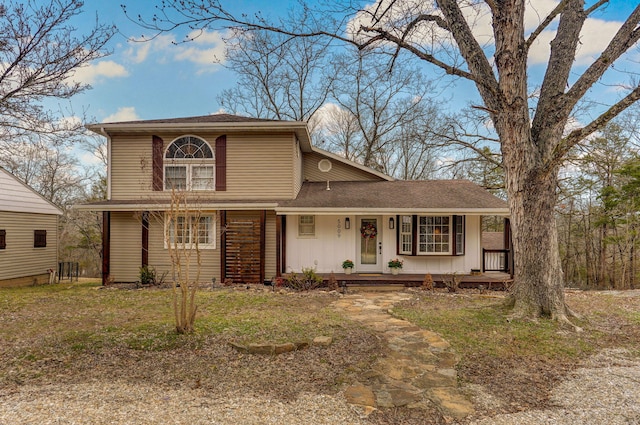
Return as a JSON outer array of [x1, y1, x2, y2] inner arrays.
[[298, 215, 315, 237], [164, 136, 215, 190], [166, 215, 216, 249], [34, 230, 47, 248], [399, 216, 412, 255], [0, 230, 6, 249]]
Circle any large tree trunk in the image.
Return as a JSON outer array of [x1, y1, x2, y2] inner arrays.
[[506, 161, 568, 320]]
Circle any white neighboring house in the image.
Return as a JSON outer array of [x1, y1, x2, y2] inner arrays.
[[0, 167, 63, 286]]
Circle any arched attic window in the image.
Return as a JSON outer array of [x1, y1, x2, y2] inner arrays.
[[164, 136, 215, 190]]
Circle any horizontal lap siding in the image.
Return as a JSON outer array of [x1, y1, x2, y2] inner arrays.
[[303, 152, 384, 182], [110, 132, 295, 200], [293, 140, 303, 196], [110, 212, 141, 282], [147, 211, 221, 283], [0, 212, 58, 281], [226, 134, 293, 199], [111, 135, 153, 199]]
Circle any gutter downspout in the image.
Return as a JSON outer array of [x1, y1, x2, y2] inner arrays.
[[100, 127, 112, 200]]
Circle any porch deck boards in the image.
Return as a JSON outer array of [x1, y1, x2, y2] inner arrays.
[[319, 272, 513, 290]]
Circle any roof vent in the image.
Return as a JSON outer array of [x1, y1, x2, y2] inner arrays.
[[318, 159, 332, 190]]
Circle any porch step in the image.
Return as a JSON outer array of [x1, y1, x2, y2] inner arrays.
[[340, 283, 408, 292]]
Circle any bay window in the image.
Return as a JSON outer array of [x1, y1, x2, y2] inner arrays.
[[397, 215, 465, 256]]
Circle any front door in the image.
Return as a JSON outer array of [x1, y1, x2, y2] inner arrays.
[[357, 217, 382, 272]]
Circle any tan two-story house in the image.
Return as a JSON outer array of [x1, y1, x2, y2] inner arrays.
[[78, 114, 509, 285]]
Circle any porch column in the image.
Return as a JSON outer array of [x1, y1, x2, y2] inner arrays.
[[504, 218, 514, 278], [276, 215, 287, 277], [220, 210, 226, 281], [276, 215, 282, 278], [102, 211, 110, 286], [141, 211, 149, 268], [260, 210, 266, 283]]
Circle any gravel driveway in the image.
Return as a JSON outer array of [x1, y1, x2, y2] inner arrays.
[[1, 349, 638, 424]]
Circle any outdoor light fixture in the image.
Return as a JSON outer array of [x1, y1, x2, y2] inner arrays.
[[345, 217, 351, 229], [389, 217, 395, 229]]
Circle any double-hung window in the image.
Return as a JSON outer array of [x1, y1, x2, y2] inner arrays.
[[298, 215, 315, 237], [164, 136, 215, 191], [166, 215, 216, 249], [399, 216, 413, 254]]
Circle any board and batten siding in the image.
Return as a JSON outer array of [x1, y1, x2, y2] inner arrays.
[[286, 214, 483, 274], [109, 212, 141, 282], [285, 215, 357, 273], [303, 152, 385, 182], [0, 211, 58, 283], [109, 132, 296, 200]]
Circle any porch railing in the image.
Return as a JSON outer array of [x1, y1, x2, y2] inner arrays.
[[483, 249, 510, 274]]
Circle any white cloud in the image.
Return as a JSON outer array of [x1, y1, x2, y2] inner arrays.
[[71, 61, 128, 85], [79, 150, 103, 166], [126, 41, 152, 64], [125, 29, 226, 72], [528, 17, 622, 65], [349, 1, 625, 68], [102, 107, 140, 123]]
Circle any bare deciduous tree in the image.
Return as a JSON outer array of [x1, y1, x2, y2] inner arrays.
[[0, 0, 114, 140], [217, 25, 335, 126], [132, 0, 640, 326]]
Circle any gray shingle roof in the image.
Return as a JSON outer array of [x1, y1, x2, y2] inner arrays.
[[279, 180, 508, 211], [102, 113, 281, 125]]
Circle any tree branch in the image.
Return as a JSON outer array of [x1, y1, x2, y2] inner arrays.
[[436, 0, 500, 104], [550, 84, 640, 166], [564, 5, 640, 108], [525, 0, 572, 50]]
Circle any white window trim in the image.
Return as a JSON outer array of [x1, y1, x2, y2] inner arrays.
[[164, 135, 215, 192], [417, 215, 452, 256], [164, 214, 217, 250], [455, 216, 465, 255], [164, 162, 215, 191], [298, 215, 316, 238], [399, 215, 412, 255]]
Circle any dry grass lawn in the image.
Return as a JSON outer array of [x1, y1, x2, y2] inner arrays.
[[1, 281, 639, 424]]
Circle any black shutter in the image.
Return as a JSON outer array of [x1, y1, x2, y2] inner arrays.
[[215, 135, 227, 191], [152, 135, 164, 191]]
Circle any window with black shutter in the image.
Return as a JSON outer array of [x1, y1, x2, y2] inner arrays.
[[34, 230, 47, 248], [0, 230, 6, 249]]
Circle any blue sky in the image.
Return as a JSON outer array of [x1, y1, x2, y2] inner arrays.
[[56, 0, 640, 127]]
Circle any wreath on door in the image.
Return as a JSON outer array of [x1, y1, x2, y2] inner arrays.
[[360, 222, 377, 239]]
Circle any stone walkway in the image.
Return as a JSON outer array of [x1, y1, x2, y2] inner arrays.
[[332, 291, 474, 420]]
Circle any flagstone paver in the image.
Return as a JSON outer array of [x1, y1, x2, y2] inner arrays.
[[333, 291, 474, 419]]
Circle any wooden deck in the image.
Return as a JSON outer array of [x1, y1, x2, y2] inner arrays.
[[317, 272, 513, 290]]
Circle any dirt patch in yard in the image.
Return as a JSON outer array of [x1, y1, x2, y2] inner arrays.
[[1, 283, 639, 424]]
